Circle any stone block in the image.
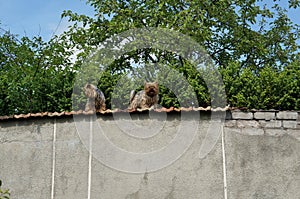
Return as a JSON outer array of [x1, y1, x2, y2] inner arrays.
[[237, 120, 260, 128], [254, 111, 275, 120], [283, 120, 298, 129], [259, 120, 282, 128], [232, 111, 253, 120], [277, 111, 298, 120]]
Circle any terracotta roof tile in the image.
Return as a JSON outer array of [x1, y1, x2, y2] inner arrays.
[[0, 115, 13, 120], [0, 106, 231, 121], [14, 113, 31, 119], [64, 111, 77, 116], [30, 113, 43, 117]]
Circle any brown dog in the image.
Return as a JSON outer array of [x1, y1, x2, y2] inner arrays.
[[129, 81, 159, 110], [84, 83, 106, 112]]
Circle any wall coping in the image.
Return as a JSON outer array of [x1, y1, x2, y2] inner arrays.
[[0, 108, 299, 129]]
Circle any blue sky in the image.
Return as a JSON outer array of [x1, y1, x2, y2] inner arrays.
[[0, 0, 95, 41], [0, 0, 299, 41]]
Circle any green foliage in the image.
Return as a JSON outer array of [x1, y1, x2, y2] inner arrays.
[[1, 0, 300, 115], [0, 28, 76, 115], [63, 0, 300, 68], [0, 180, 10, 199], [63, 0, 300, 110], [221, 60, 300, 109]]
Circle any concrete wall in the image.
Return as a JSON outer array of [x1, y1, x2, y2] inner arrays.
[[0, 111, 299, 199]]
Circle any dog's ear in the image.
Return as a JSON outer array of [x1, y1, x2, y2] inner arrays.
[[144, 80, 148, 88], [86, 84, 92, 89], [84, 84, 88, 90]]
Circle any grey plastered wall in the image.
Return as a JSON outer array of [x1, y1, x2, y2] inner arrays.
[[0, 119, 53, 199], [0, 111, 300, 199]]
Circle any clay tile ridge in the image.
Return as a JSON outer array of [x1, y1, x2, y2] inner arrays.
[[0, 106, 231, 121]]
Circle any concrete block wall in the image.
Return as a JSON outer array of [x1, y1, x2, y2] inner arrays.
[[0, 110, 299, 199]]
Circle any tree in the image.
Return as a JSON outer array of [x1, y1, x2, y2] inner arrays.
[[63, 0, 300, 109], [0, 26, 76, 115], [1, 1, 299, 115]]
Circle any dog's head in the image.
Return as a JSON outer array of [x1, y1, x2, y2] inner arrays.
[[144, 81, 159, 97], [84, 84, 97, 98]]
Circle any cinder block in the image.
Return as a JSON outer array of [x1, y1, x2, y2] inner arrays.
[[277, 111, 298, 120], [254, 112, 276, 120], [232, 111, 253, 120]]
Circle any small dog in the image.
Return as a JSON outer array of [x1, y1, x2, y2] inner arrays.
[[129, 81, 159, 110], [84, 83, 106, 112]]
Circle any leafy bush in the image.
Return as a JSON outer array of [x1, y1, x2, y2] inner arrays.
[[0, 30, 75, 115], [62, 0, 300, 111], [0, 180, 10, 199], [1, 0, 300, 115], [221, 60, 300, 110]]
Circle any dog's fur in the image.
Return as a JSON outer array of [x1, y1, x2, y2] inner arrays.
[[129, 81, 159, 110], [84, 83, 106, 112]]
